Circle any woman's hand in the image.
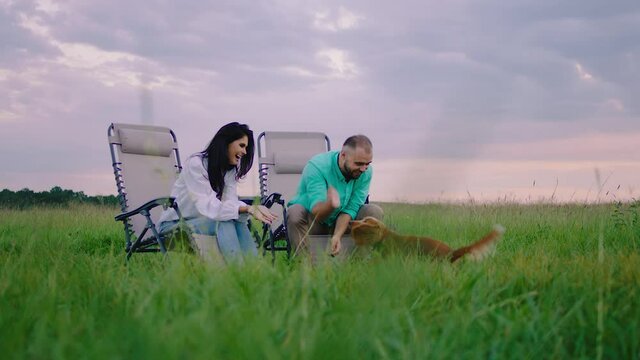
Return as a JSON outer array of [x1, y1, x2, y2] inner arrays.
[[247, 205, 278, 225]]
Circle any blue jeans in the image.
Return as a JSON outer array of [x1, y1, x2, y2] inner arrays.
[[158, 216, 258, 260]]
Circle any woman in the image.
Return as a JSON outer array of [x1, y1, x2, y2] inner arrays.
[[158, 122, 276, 261]]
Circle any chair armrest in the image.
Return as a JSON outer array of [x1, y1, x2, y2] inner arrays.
[[115, 197, 176, 222], [261, 192, 285, 209]]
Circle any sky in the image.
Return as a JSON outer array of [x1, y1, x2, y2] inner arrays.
[[1, 0, 639, 203]]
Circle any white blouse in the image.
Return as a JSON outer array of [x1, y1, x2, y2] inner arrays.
[[158, 154, 246, 223]]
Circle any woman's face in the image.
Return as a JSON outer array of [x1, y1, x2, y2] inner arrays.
[[227, 135, 249, 166]]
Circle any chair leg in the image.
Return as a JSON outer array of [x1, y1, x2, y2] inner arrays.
[[142, 210, 167, 255], [126, 246, 135, 261], [270, 231, 277, 264], [283, 227, 291, 259], [281, 206, 291, 258], [126, 226, 149, 261], [259, 224, 268, 252]]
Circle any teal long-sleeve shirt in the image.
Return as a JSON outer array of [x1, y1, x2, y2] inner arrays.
[[287, 150, 372, 226]]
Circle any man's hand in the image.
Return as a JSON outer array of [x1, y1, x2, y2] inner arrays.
[[327, 186, 340, 208], [330, 234, 342, 256], [311, 186, 341, 222]]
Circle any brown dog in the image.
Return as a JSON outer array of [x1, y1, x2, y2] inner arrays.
[[349, 217, 504, 263]]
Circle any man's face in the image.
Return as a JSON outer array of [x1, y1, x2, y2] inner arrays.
[[340, 146, 373, 180]]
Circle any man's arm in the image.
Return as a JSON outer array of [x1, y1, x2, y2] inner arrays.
[[297, 163, 337, 222], [311, 186, 340, 221], [330, 212, 352, 255], [331, 169, 373, 255]]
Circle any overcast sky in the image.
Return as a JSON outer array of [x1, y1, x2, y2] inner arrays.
[[1, 0, 639, 202]]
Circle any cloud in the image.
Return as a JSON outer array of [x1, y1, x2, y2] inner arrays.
[[478, 130, 640, 162], [1, 0, 639, 200], [34, 0, 59, 15], [313, 6, 363, 32], [575, 63, 594, 81], [603, 98, 624, 112], [0, 109, 19, 122], [371, 157, 640, 203], [316, 48, 358, 79]]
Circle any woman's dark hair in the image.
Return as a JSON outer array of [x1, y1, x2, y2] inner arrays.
[[200, 122, 254, 199]]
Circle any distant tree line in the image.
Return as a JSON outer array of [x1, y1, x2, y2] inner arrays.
[[0, 187, 119, 209]]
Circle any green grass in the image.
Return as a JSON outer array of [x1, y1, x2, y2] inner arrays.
[[1, 202, 639, 359]]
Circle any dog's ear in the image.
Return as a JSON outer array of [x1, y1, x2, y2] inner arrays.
[[363, 217, 381, 226]]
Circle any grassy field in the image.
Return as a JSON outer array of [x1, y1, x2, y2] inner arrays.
[[1, 202, 639, 359]]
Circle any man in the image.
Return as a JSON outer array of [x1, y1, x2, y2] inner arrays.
[[287, 134, 384, 256]]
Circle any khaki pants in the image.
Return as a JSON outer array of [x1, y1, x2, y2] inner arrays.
[[286, 204, 384, 254]]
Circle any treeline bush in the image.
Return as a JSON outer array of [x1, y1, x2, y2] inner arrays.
[[0, 187, 119, 209]]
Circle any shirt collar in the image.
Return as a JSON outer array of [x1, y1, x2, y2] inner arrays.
[[333, 151, 350, 183]]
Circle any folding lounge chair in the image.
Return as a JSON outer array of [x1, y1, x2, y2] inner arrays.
[[257, 131, 331, 257], [107, 123, 185, 260]]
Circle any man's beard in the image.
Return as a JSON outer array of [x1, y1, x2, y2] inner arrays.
[[342, 163, 361, 181]]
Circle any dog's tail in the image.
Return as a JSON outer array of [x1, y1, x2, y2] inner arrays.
[[450, 224, 505, 263]]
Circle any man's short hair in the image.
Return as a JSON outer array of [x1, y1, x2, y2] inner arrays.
[[343, 135, 372, 153]]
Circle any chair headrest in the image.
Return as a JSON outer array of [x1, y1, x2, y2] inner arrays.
[[118, 127, 175, 157], [273, 152, 312, 174]]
